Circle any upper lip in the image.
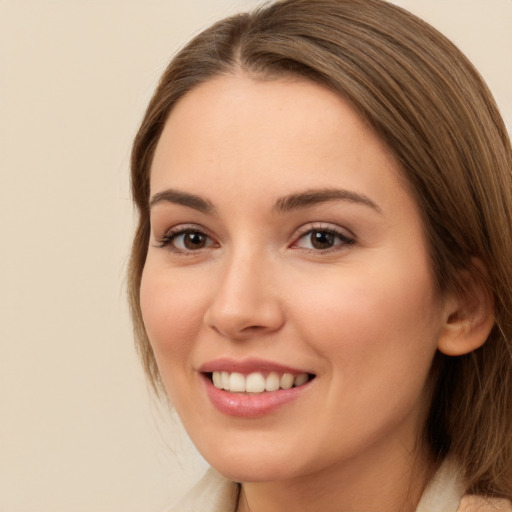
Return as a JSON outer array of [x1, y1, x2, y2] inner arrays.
[[199, 357, 312, 375]]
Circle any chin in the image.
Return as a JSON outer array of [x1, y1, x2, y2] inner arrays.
[[211, 459, 299, 484], [196, 438, 306, 483]]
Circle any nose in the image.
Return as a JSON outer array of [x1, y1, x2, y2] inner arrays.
[[203, 249, 285, 340]]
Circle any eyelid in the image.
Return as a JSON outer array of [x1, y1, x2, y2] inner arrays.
[[290, 222, 356, 251], [155, 223, 218, 252], [153, 221, 355, 253], [293, 222, 355, 239]]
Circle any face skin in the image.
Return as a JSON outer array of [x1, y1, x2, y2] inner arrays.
[[140, 74, 450, 512]]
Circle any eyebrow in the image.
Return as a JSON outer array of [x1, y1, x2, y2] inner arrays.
[[149, 189, 216, 214], [149, 187, 381, 215], [273, 188, 381, 214]]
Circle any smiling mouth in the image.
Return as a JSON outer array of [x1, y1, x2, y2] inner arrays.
[[206, 371, 316, 394]]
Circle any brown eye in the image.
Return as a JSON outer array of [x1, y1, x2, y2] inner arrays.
[[293, 228, 355, 251], [310, 230, 336, 250], [182, 231, 208, 250], [159, 228, 216, 252]]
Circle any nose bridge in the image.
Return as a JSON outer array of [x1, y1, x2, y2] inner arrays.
[[204, 242, 283, 339]]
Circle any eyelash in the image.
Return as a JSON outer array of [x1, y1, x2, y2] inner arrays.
[[156, 225, 218, 253], [155, 224, 356, 254], [291, 224, 356, 253]]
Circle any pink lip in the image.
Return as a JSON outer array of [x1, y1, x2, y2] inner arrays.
[[199, 357, 309, 375], [198, 358, 315, 418]]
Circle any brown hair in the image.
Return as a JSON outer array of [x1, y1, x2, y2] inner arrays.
[[128, 0, 512, 498]]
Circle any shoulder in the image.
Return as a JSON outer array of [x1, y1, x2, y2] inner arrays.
[[458, 496, 512, 512], [163, 467, 239, 512], [416, 458, 512, 512], [416, 458, 465, 512]]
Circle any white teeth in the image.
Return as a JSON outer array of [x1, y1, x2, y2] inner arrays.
[[280, 373, 294, 390], [265, 372, 280, 391], [211, 371, 310, 393], [212, 371, 222, 389], [294, 373, 309, 386], [245, 372, 266, 393], [221, 371, 230, 390], [229, 372, 245, 392]]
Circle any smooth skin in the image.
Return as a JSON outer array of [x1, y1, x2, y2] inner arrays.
[[140, 75, 489, 512]]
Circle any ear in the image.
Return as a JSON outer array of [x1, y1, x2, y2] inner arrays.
[[437, 260, 495, 356]]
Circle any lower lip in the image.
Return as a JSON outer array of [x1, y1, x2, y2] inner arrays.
[[202, 375, 313, 418]]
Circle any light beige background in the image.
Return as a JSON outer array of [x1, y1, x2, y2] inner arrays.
[[0, 1, 510, 511]]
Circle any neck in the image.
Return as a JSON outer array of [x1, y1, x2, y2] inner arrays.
[[236, 437, 435, 512]]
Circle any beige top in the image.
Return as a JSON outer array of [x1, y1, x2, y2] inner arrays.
[[166, 460, 512, 512]]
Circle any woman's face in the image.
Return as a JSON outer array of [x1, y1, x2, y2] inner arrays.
[[141, 75, 448, 483]]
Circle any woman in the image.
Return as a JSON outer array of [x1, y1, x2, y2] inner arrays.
[[128, 0, 512, 510]]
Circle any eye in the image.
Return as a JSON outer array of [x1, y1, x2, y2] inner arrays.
[[293, 227, 355, 251], [157, 227, 217, 252]]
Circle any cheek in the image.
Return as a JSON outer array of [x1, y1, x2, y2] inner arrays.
[[290, 264, 442, 450], [290, 260, 442, 382], [139, 265, 206, 369]]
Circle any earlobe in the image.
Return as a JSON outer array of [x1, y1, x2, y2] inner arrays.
[[437, 263, 495, 357]]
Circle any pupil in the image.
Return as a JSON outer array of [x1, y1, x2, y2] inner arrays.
[[311, 230, 334, 249], [185, 232, 205, 249]]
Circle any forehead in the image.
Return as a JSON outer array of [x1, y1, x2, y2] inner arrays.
[[150, 74, 412, 215]]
